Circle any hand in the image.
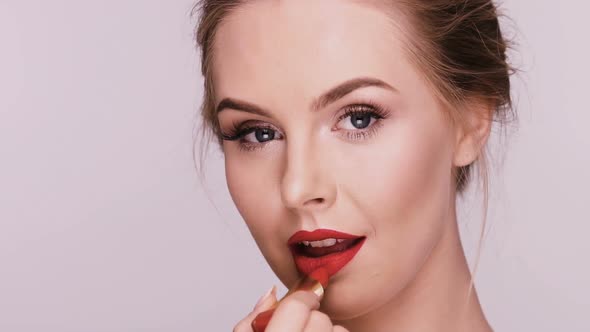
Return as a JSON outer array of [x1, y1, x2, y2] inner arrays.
[[233, 286, 349, 332]]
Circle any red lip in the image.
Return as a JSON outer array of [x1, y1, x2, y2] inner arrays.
[[288, 229, 366, 278]]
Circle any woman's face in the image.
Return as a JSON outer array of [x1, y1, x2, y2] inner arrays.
[[213, 0, 461, 320]]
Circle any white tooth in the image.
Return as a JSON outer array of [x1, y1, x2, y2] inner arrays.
[[310, 240, 323, 248], [336, 239, 345, 243], [323, 238, 337, 246], [307, 238, 339, 248], [302, 241, 310, 246]]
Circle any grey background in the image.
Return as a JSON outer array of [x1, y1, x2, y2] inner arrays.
[[1, 0, 588, 331]]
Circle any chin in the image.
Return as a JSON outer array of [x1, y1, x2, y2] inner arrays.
[[319, 280, 386, 321]]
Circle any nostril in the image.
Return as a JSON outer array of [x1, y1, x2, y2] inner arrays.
[[305, 197, 325, 205]]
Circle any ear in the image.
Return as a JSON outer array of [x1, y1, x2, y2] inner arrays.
[[453, 100, 494, 167]]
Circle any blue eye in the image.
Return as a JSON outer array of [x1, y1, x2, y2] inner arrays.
[[348, 113, 373, 129], [220, 122, 283, 152], [333, 103, 391, 142], [336, 109, 381, 131], [245, 128, 276, 143]]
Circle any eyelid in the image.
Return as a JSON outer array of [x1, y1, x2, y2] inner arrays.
[[337, 107, 383, 122], [333, 100, 390, 121], [241, 122, 276, 133]]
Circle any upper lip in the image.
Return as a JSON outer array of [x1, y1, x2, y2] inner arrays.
[[287, 229, 363, 245]]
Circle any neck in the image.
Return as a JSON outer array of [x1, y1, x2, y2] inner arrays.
[[335, 199, 492, 332]]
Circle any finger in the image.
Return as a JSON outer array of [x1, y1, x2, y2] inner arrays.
[[253, 286, 279, 312], [233, 287, 278, 332], [266, 290, 321, 332], [303, 311, 332, 332], [332, 326, 350, 332]]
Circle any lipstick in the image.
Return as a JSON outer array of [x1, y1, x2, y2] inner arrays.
[[251, 267, 329, 332]]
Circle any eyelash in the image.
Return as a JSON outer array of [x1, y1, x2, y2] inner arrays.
[[335, 104, 389, 140], [220, 121, 278, 152], [220, 102, 391, 152]]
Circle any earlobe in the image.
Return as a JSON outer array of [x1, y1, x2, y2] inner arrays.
[[452, 101, 494, 167]]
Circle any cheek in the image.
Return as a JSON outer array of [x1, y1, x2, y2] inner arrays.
[[343, 110, 455, 229], [324, 114, 456, 318], [373, 123, 454, 222], [224, 149, 297, 278], [224, 151, 278, 236], [371, 119, 454, 276]]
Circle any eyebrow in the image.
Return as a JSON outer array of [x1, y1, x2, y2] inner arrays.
[[215, 77, 396, 116]]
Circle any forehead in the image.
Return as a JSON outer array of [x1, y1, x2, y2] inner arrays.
[[211, 0, 413, 106]]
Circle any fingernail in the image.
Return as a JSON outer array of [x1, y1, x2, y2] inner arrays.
[[253, 285, 276, 310], [298, 278, 324, 299]]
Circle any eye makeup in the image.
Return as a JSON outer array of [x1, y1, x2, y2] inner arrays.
[[219, 100, 392, 151]]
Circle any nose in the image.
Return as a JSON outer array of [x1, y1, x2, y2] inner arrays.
[[280, 138, 337, 213]]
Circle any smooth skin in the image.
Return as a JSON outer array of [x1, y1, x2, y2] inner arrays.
[[213, 0, 494, 331]]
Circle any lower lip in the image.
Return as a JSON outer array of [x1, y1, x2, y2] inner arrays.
[[291, 238, 366, 277]]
